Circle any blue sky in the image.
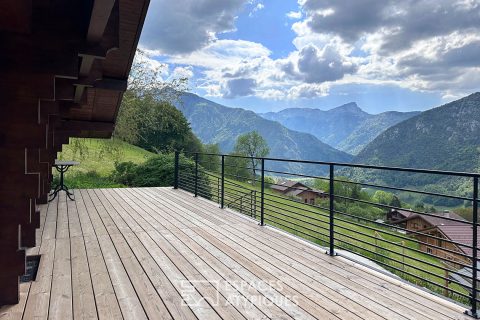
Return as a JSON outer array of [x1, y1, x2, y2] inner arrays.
[[139, 0, 480, 114]]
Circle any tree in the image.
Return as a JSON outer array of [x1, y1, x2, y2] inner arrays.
[[389, 195, 402, 208], [114, 49, 200, 153], [115, 49, 187, 143], [233, 131, 269, 185], [372, 190, 394, 205], [134, 99, 201, 153], [224, 152, 250, 182], [200, 144, 221, 173]]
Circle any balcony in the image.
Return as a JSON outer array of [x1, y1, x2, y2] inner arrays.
[[0, 187, 470, 319]]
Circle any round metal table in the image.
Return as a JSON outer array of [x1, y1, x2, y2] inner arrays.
[[49, 160, 79, 202]]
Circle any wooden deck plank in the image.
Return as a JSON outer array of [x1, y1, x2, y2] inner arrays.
[[70, 236, 98, 320], [87, 189, 173, 320], [171, 188, 471, 318], [3, 187, 471, 320], [97, 189, 223, 320], [75, 190, 123, 320], [170, 188, 471, 320], [124, 188, 334, 320], [48, 238, 73, 320], [99, 189, 200, 320], [156, 189, 433, 320], [141, 188, 393, 320], [80, 190, 148, 320], [114, 189, 297, 320], [22, 196, 60, 320]]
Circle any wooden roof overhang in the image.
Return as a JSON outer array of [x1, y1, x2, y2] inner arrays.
[[0, 0, 149, 305]]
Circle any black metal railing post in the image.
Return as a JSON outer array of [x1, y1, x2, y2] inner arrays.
[[221, 155, 225, 209], [253, 190, 257, 219], [329, 164, 335, 256], [194, 153, 198, 197], [260, 158, 265, 226], [470, 176, 479, 317], [217, 177, 220, 205], [173, 151, 179, 189]]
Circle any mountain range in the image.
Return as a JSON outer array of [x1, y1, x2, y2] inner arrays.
[[355, 92, 480, 173], [261, 104, 420, 155], [347, 92, 480, 205], [175, 91, 479, 187], [176, 93, 352, 175]]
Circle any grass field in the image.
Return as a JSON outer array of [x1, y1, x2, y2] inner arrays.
[[178, 169, 471, 306], [54, 138, 155, 188]]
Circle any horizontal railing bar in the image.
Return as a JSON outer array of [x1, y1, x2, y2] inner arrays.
[[178, 184, 212, 200], [333, 212, 474, 260], [178, 180, 212, 194], [264, 192, 330, 212], [264, 211, 330, 235], [262, 169, 473, 202], [267, 180, 328, 194], [333, 224, 473, 274], [263, 168, 328, 180], [225, 191, 254, 207], [263, 196, 329, 219], [336, 242, 471, 299], [334, 195, 474, 225], [183, 152, 480, 178], [336, 179, 473, 202], [224, 185, 255, 198], [264, 204, 330, 230], [264, 199, 330, 224], [264, 217, 329, 244], [335, 231, 468, 288]]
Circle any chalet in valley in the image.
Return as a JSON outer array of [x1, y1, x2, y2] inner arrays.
[[388, 209, 472, 266], [271, 180, 328, 204]]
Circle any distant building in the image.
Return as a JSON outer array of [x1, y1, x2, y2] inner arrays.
[[417, 224, 479, 267], [271, 180, 327, 204], [386, 209, 416, 225], [389, 209, 465, 232], [389, 209, 472, 266]]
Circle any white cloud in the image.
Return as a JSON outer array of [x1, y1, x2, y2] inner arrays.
[[140, 0, 480, 101], [286, 11, 302, 19], [163, 39, 271, 69], [249, 3, 265, 17], [171, 66, 194, 80], [287, 83, 330, 99], [290, 0, 480, 98], [140, 0, 249, 54]]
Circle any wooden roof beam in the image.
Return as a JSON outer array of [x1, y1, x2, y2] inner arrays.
[[87, 0, 116, 43], [78, 0, 119, 77]]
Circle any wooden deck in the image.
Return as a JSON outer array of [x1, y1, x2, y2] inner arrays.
[[0, 187, 471, 320]]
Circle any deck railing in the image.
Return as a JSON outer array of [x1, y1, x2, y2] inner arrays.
[[174, 151, 480, 317]]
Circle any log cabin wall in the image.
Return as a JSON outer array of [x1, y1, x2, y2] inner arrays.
[[0, 0, 149, 305]]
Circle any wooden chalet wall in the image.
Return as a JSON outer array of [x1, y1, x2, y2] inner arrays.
[[0, 0, 149, 304]]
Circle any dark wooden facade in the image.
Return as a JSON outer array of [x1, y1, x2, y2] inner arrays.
[[0, 0, 149, 305]]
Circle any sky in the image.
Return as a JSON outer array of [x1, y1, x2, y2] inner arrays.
[[138, 0, 480, 114]]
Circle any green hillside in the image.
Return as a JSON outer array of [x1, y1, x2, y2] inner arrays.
[[55, 138, 155, 188]]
